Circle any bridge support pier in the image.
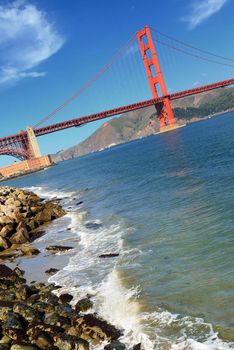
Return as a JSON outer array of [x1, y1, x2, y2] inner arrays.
[[26, 127, 42, 158], [137, 25, 178, 132]]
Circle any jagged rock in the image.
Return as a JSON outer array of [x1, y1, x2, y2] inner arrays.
[[0, 306, 14, 322], [45, 268, 59, 275], [132, 344, 141, 350], [75, 298, 93, 312], [44, 313, 71, 328], [0, 186, 66, 257], [59, 293, 73, 304], [72, 314, 122, 345], [13, 267, 25, 278], [10, 228, 29, 245], [85, 222, 102, 230], [29, 331, 54, 350], [15, 285, 33, 301], [2, 312, 26, 330], [0, 224, 14, 238], [54, 304, 75, 319], [45, 246, 73, 254], [0, 237, 10, 251], [0, 264, 13, 278], [13, 303, 42, 322], [104, 341, 126, 350], [99, 254, 119, 258], [19, 246, 40, 257], [38, 292, 59, 305], [27, 322, 64, 348], [27, 301, 55, 315], [53, 333, 89, 350]]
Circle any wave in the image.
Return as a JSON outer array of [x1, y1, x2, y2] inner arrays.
[[24, 185, 234, 350]]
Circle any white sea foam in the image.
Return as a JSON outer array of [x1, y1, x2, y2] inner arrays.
[[25, 186, 234, 350], [25, 185, 76, 200]]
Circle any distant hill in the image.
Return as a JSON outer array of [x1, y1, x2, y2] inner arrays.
[[52, 87, 234, 163]]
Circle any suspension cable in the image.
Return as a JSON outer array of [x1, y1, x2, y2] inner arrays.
[[152, 37, 234, 68], [150, 27, 234, 63], [33, 35, 137, 129]]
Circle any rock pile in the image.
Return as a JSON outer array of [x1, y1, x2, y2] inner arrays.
[[0, 264, 129, 350], [0, 186, 65, 259]]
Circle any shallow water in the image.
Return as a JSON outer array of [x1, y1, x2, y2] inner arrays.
[[5, 112, 234, 349]]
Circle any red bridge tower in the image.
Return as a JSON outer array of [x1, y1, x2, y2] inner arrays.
[[137, 26, 177, 131]]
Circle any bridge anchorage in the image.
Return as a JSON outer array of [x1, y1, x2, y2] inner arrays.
[[0, 25, 234, 178]]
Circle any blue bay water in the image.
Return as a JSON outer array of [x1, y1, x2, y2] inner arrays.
[[5, 112, 234, 349]]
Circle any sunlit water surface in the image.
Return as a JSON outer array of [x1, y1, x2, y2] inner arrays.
[[6, 112, 234, 349]]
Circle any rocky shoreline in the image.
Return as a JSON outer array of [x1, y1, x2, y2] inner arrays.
[[0, 186, 66, 261], [0, 186, 139, 350]]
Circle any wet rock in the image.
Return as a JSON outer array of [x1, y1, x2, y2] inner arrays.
[[10, 225, 29, 245], [45, 268, 59, 276], [29, 331, 54, 350], [0, 251, 23, 262], [19, 246, 40, 257], [0, 265, 13, 278], [27, 322, 64, 348], [54, 304, 75, 319], [38, 292, 59, 305], [2, 312, 26, 330], [28, 301, 55, 315], [72, 314, 122, 345], [59, 293, 73, 304], [44, 313, 71, 329], [0, 306, 14, 322], [0, 291, 16, 302], [3, 320, 28, 344], [13, 267, 25, 278], [15, 285, 33, 301], [53, 333, 89, 350], [13, 303, 42, 322], [0, 237, 10, 251], [104, 340, 126, 350], [3, 327, 28, 343], [0, 224, 14, 239], [75, 298, 93, 312], [85, 222, 102, 230], [99, 254, 119, 258], [45, 246, 73, 254], [132, 344, 141, 350]]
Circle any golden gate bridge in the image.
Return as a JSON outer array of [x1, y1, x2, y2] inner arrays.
[[0, 26, 233, 176]]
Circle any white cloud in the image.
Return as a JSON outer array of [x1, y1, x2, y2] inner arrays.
[[183, 0, 229, 29], [192, 80, 200, 86], [0, 1, 65, 85]]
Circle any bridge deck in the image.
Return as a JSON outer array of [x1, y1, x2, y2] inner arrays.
[[0, 78, 233, 144]]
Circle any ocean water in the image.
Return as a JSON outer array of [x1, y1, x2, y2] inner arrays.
[[5, 112, 234, 349]]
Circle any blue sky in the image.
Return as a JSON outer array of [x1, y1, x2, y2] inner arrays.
[[0, 0, 233, 166]]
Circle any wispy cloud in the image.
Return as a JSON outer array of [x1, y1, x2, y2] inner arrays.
[[0, 1, 65, 85], [183, 0, 229, 29], [192, 80, 200, 86]]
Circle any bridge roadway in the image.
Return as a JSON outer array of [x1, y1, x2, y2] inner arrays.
[[1, 77, 234, 146]]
